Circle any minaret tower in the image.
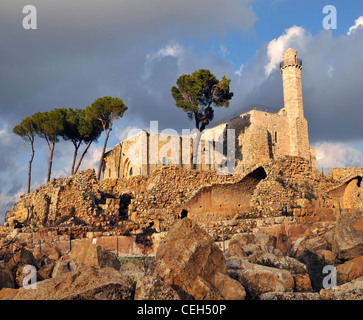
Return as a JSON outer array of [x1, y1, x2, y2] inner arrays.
[[280, 48, 310, 159]]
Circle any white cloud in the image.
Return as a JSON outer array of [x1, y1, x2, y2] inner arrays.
[[234, 63, 244, 76], [347, 16, 363, 36], [265, 26, 307, 77], [143, 41, 184, 80], [219, 45, 229, 57], [314, 142, 363, 170], [78, 145, 103, 173], [115, 125, 143, 142]]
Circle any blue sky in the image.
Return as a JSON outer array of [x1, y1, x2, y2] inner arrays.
[[0, 0, 363, 222]]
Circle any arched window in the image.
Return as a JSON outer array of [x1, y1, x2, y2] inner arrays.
[[129, 167, 133, 176]]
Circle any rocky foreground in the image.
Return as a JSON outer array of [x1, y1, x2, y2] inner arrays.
[[0, 213, 362, 300]]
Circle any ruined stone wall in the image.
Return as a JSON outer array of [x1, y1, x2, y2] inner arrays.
[[3, 170, 100, 229], [326, 167, 363, 212]]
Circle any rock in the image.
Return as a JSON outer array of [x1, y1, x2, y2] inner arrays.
[[293, 274, 313, 292], [316, 250, 337, 265], [134, 275, 180, 300], [70, 243, 121, 270], [214, 272, 246, 300], [38, 262, 55, 281], [332, 212, 363, 261], [225, 241, 247, 259], [276, 233, 292, 255], [230, 233, 255, 247], [0, 288, 19, 300], [251, 252, 308, 274], [52, 259, 84, 278], [13, 266, 134, 300], [254, 233, 277, 249], [337, 256, 363, 285], [119, 261, 147, 282], [152, 218, 246, 300], [242, 244, 260, 256], [0, 261, 15, 289], [291, 236, 328, 258], [320, 276, 363, 300], [260, 292, 320, 300], [8, 248, 35, 270], [227, 260, 295, 296]]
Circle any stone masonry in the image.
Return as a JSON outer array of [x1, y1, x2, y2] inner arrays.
[[103, 48, 316, 179]]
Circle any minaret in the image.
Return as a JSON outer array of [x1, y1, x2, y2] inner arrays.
[[280, 48, 310, 159]]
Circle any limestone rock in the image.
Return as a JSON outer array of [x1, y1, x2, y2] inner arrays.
[[260, 292, 320, 300], [13, 266, 134, 300], [0, 261, 15, 289], [152, 218, 245, 300], [251, 252, 308, 274], [337, 256, 363, 285], [227, 259, 295, 296], [70, 243, 121, 270], [134, 275, 180, 300], [331, 212, 363, 261], [316, 249, 337, 265], [0, 288, 19, 300], [254, 233, 277, 249], [291, 236, 329, 258], [320, 276, 363, 300], [293, 273, 313, 292], [52, 259, 84, 278], [37, 262, 55, 281]]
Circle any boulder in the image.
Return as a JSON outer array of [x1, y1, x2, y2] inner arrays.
[[227, 259, 295, 296], [337, 256, 363, 285], [331, 212, 363, 261], [13, 266, 134, 300], [254, 233, 277, 249], [320, 276, 363, 300], [152, 218, 246, 300], [8, 248, 35, 270], [38, 262, 55, 281], [315, 250, 337, 265], [291, 236, 329, 258], [0, 261, 15, 289], [250, 252, 308, 274], [260, 292, 320, 300], [0, 288, 19, 300], [69, 243, 121, 270], [52, 259, 84, 278], [134, 275, 180, 300], [293, 274, 313, 292]]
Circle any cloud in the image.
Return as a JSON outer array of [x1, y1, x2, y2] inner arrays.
[[234, 63, 244, 76], [314, 142, 363, 170], [265, 26, 307, 77], [347, 16, 363, 36]]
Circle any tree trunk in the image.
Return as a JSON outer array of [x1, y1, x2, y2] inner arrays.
[[71, 141, 81, 175], [27, 141, 35, 193], [74, 141, 93, 174], [47, 141, 55, 183], [97, 132, 110, 181]]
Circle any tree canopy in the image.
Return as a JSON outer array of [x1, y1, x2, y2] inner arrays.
[[171, 69, 233, 132], [13, 116, 37, 193], [62, 108, 102, 175], [171, 69, 233, 166], [86, 96, 128, 180]]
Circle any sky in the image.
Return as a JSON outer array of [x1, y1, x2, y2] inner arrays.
[[1, 0, 363, 222]]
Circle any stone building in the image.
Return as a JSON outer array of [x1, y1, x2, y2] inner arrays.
[[103, 48, 317, 179]]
